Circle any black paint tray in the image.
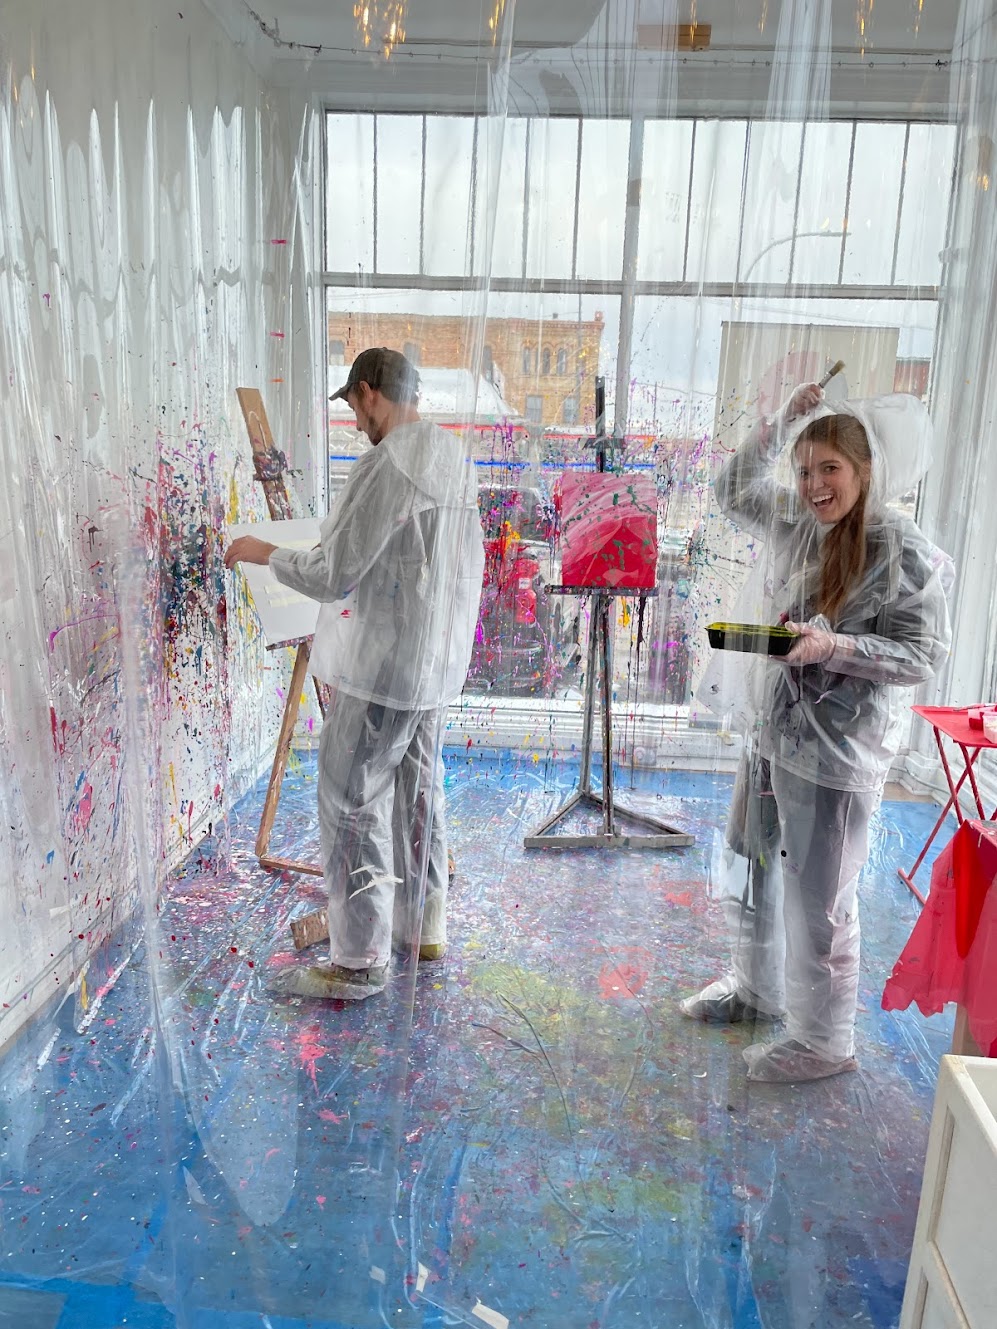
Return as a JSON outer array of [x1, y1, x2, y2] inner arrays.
[[706, 622, 798, 657]]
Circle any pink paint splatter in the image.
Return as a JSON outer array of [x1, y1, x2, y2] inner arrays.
[[75, 782, 94, 833], [663, 890, 693, 907], [597, 962, 648, 1000], [294, 1024, 329, 1089], [49, 611, 113, 652]]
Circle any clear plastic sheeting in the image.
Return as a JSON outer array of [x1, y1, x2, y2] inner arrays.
[[922, 0, 997, 710], [0, 1, 317, 1039], [0, 0, 995, 1326]]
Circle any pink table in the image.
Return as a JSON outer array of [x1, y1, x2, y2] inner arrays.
[[897, 706, 997, 903], [884, 819, 997, 1056]]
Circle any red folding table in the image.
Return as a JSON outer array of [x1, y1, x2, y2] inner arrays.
[[898, 705, 997, 903]]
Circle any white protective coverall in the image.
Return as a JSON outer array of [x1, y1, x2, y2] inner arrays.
[[269, 421, 484, 969], [694, 393, 953, 1079]]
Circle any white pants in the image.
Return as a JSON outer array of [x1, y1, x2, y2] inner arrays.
[[317, 692, 448, 969], [720, 753, 878, 1060]]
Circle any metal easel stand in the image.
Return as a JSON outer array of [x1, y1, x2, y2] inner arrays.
[[523, 586, 695, 851]]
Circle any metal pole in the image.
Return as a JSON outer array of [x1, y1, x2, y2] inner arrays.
[[580, 373, 608, 796], [599, 594, 614, 835], [613, 115, 644, 443], [577, 598, 600, 796]]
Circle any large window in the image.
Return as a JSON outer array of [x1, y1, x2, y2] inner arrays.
[[324, 112, 956, 711], [325, 115, 954, 291]]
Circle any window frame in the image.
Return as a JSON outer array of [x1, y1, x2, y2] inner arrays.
[[321, 108, 962, 751]]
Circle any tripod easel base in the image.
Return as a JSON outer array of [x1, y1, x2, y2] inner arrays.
[[524, 789, 695, 850]]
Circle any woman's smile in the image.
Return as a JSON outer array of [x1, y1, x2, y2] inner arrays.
[[796, 440, 864, 524]]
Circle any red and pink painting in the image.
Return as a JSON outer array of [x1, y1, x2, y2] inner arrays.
[[558, 472, 658, 591]]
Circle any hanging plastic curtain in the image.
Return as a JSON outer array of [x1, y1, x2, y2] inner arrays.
[[0, 0, 320, 1319], [396, 0, 967, 1322], [919, 0, 997, 710], [0, 0, 990, 1326], [0, 0, 510, 1322]]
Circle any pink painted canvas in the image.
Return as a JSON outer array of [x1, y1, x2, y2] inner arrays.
[[559, 472, 658, 590]]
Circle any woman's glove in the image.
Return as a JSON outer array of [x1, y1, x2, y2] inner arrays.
[[782, 382, 823, 423], [784, 620, 836, 666], [758, 382, 823, 452]]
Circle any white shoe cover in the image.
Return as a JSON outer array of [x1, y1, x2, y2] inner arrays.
[[743, 1037, 857, 1083]]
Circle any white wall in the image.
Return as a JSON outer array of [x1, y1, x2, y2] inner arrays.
[[0, 0, 322, 1047]]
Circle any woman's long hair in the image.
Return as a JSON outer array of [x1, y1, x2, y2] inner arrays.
[[794, 414, 873, 624]]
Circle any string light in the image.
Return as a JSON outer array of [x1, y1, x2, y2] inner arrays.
[[971, 136, 992, 192], [855, 0, 874, 56], [488, 0, 508, 44], [758, 0, 769, 36], [353, 1, 407, 59]]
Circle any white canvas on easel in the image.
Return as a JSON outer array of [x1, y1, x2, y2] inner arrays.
[[233, 388, 328, 879], [228, 515, 324, 876], [228, 518, 321, 645]]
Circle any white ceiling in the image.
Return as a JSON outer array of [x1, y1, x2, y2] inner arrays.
[[233, 0, 609, 50], [207, 0, 961, 57], [203, 0, 964, 117]]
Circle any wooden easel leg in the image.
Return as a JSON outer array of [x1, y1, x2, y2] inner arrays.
[[951, 1005, 983, 1056], [290, 907, 329, 950], [256, 641, 312, 862]]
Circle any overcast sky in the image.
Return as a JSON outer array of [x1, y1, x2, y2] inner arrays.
[[326, 113, 953, 433]]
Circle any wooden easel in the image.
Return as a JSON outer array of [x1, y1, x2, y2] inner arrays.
[[237, 388, 325, 877]]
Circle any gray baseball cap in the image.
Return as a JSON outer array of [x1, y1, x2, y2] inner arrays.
[[329, 347, 420, 403]]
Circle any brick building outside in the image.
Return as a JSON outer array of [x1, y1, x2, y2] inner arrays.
[[328, 310, 605, 427]]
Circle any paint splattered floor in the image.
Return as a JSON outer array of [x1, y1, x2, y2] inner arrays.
[[0, 750, 955, 1328]]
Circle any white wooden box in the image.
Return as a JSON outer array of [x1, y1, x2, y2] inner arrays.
[[900, 1056, 997, 1328]]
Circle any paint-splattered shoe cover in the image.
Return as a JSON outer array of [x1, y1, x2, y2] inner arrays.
[[743, 1038, 858, 1083], [268, 961, 388, 1001]]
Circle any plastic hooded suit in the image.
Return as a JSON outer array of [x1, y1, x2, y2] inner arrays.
[[271, 420, 484, 708], [705, 391, 954, 792], [270, 421, 484, 972], [690, 392, 954, 1080]]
